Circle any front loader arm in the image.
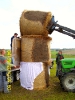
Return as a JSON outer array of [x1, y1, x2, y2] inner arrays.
[[47, 16, 75, 39]]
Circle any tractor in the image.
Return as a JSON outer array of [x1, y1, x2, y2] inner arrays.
[[47, 16, 75, 92], [58, 58, 75, 92]]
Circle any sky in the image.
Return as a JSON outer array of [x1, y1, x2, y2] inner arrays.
[[0, 0, 75, 49]]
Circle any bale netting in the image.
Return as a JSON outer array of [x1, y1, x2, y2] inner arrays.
[[12, 38, 21, 66], [34, 62, 50, 90], [21, 35, 52, 62], [20, 10, 52, 36]]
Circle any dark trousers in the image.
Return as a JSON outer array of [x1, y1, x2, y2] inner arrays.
[[56, 63, 61, 77], [0, 71, 9, 93]]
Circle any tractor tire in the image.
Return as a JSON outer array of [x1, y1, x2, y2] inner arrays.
[[13, 71, 20, 82], [61, 73, 75, 92], [16, 71, 20, 81]]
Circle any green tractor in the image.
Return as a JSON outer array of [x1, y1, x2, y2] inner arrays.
[[57, 58, 75, 92], [47, 15, 75, 92]]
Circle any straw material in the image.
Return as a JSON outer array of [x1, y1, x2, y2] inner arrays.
[[34, 62, 49, 90], [44, 60, 52, 67], [12, 38, 21, 66], [21, 35, 52, 62], [20, 10, 52, 36]]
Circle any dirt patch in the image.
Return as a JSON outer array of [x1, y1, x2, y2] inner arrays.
[[62, 49, 75, 55]]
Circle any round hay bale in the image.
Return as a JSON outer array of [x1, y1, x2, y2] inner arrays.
[[20, 10, 52, 36], [21, 35, 52, 62], [34, 62, 49, 89], [12, 38, 21, 66]]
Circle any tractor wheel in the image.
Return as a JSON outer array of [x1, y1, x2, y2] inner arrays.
[[16, 71, 20, 81], [61, 73, 75, 92], [13, 71, 20, 82]]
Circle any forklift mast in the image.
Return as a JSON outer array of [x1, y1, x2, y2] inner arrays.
[[47, 16, 75, 39]]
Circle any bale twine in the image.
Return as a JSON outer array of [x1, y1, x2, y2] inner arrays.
[[34, 62, 50, 90], [12, 38, 21, 66], [20, 10, 52, 36], [21, 35, 52, 62]]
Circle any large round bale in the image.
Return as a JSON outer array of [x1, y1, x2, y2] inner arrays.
[[20, 10, 52, 36], [12, 38, 21, 66], [34, 62, 50, 89], [21, 35, 52, 62]]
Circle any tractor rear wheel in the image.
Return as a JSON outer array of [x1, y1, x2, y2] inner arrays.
[[61, 73, 75, 92]]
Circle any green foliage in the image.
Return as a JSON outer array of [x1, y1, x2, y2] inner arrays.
[[5, 49, 11, 57], [5, 49, 11, 63]]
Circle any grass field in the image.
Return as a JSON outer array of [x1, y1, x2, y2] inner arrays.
[[0, 49, 75, 100], [0, 61, 75, 100], [51, 49, 75, 58]]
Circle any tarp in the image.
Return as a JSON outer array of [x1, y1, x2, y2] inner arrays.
[[20, 62, 43, 90]]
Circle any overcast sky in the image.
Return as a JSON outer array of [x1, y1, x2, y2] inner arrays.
[[0, 0, 75, 49]]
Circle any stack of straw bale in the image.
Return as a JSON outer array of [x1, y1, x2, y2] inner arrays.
[[21, 35, 52, 62], [12, 38, 21, 66], [19, 10, 52, 90], [20, 10, 52, 36]]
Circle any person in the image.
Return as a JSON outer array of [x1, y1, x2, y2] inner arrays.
[[0, 49, 15, 93], [10, 33, 18, 51], [0, 49, 8, 93], [56, 50, 64, 76]]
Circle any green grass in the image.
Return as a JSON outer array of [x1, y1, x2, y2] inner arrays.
[[64, 54, 75, 58], [0, 62, 75, 100]]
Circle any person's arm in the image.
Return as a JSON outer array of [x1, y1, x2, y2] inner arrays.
[[2, 57, 16, 68], [7, 63, 16, 68]]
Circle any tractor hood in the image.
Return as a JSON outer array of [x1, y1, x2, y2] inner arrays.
[[61, 58, 75, 69]]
